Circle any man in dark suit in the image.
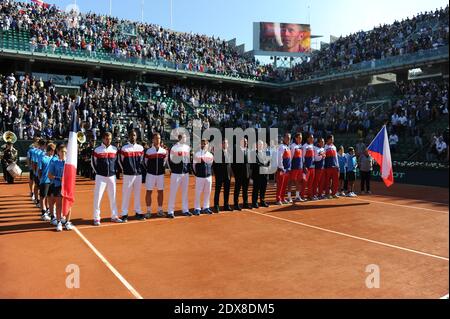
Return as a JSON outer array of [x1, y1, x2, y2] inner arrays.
[[212, 139, 233, 213], [232, 137, 252, 210], [251, 140, 271, 209]]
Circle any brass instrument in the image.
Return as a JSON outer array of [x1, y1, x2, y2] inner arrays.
[[2, 131, 17, 144], [77, 131, 86, 144]]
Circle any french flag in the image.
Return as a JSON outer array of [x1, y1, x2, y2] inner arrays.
[[31, 0, 50, 9], [61, 108, 79, 217], [367, 125, 394, 187]]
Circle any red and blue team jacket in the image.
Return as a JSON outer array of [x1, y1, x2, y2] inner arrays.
[[145, 146, 167, 176], [314, 146, 325, 169], [119, 142, 144, 176], [169, 143, 191, 174], [193, 150, 214, 178], [277, 144, 291, 171], [91, 144, 118, 177], [324, 144, 339, 168], [290, 143, 304, 170], [302, 143, 315, 169]]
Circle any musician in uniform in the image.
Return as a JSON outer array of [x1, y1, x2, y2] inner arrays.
[[1, 141, 18, 184], [86, 140, 96, 180]]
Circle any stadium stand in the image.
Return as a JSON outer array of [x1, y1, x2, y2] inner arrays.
[[0, 1, 448, 82], [0, 0, 448, 166]]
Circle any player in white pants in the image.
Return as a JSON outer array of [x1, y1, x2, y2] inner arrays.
[[91, 132, 122, 226], [167, 133, 191, 218], [193, 139, 214, 215], [144, 133, 167, 218], [119, 130, 145, 222]]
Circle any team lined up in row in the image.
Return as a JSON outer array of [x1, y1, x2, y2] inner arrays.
[[27, 129, 361, 230]]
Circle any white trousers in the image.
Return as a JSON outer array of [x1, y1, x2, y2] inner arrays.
[[121, 174, 142, 216], [93, 175, 118, 220], [195, 176, 212, 210], [167, 173, 189, 214]]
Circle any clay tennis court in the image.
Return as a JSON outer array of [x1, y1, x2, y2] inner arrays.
[[0, 175, 448, 299]]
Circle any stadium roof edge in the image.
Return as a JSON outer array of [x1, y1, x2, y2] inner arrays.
[[0, 48, 281, 89], [1, 46, 448, 90]]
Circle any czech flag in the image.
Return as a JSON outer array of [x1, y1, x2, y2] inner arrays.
[[367, 125, 394, 187], [61, 109, 78, 217]]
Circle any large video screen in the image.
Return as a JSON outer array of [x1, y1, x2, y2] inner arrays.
[[258, 22, 311, 54]]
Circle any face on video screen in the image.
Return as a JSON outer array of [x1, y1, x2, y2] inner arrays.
[[259, 22, 311, 53]]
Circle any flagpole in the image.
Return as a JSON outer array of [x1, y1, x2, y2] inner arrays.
[[141, 0, 144, 23], [109, 0, 112, 16], [170, 0, 173, 29]]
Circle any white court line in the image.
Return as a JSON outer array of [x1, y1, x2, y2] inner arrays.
[[77, 213, 224, 230], [78, 219, 166, 230], [244, 209, 449, 262], [73, 226, 144, 299], [441, 294, 449, 299], [345, 197, 448, 214]]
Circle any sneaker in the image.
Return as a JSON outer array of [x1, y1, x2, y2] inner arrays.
[[366, 191, 372, 195], [61, 217, 67, 225], [157, 210, 165, 217], [193, 209, 201, 216], [276, 201, 284, 206], [93, 219, 101, 226], [136, 213, 145, 221], [167, 213, 175, 219], [294, 197, 305, 202], [203, 208, 213, 215], [327, 195, 333, 200], [283, 199, 291, 205], [111, 217, 124, 223], [121, 215, 129, 223], [336, 192, 340, 196], [144, 212, 151, 219], [50, 218, 58, 226], [41, 213, 51, 221], [64, 222, 74, 231], [183, 211, 192, 217], [312, 196, 319, 201], [56, 222, 63, 232], [351, 192, 358, 197], [286, 198, 293, 204]]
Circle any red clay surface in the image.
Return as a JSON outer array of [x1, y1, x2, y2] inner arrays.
[[0, 175, 448, 299]]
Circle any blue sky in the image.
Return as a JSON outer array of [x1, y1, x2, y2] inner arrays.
[[35, 0, 448, 53]]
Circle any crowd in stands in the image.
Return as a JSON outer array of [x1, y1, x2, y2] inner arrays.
[[277, 6, 449, 82], [0, 73, 167, 143], [426, 129, 449, 161], [1, 69, 448, 162], [0, 0, 274, 80], [1, 0, 448, 82]]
